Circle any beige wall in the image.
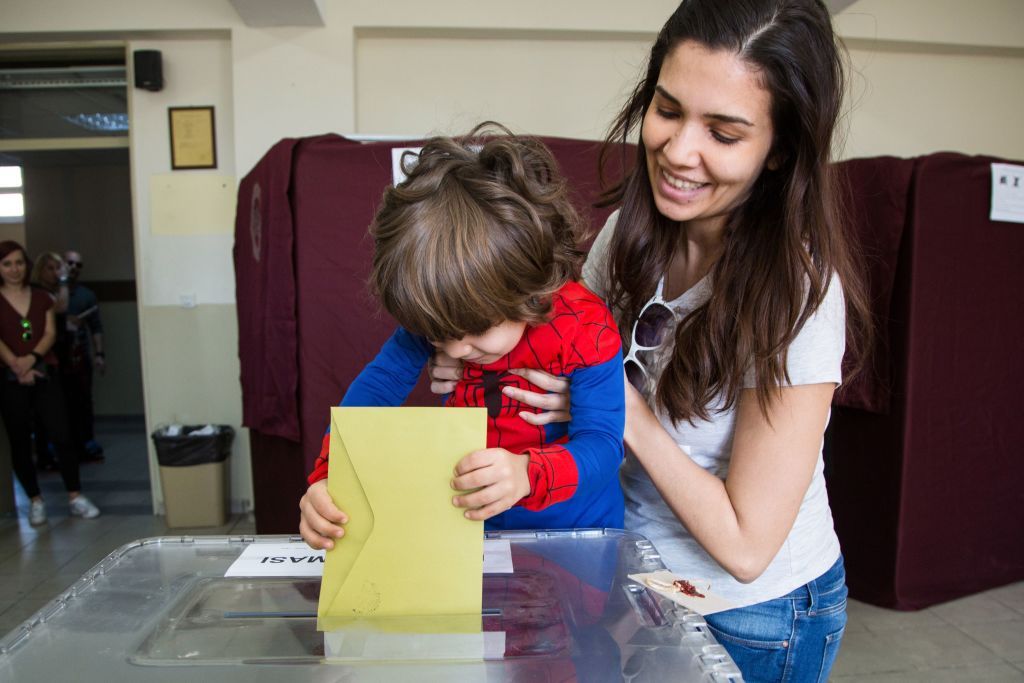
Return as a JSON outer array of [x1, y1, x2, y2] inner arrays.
[[0, 223, 26, 245], [125, 35, 252, 513], [836, 0, 1024, 160], [3, 0, 1022, 517], [354, 30, 651, 140]]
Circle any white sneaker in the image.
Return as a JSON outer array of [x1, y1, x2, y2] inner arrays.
[[29, 499, 47, 526], [69, 495, 100, 519]]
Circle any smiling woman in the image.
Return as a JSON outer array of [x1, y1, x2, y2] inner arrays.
[[642, 44, 776, 230], [0, 240, 100, 525], [580, 2, 876, 679], [426, 1, 874, 680]]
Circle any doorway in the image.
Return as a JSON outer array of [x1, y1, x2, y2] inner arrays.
[[0, 44, 149, 518]]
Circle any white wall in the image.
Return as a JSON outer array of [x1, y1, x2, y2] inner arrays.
[[3, 0, 1022, 519], [126, 36, 252, 513], [129, 37, 236, 307], [354, 30, 650, 140], [836, 0, 1024, 160]]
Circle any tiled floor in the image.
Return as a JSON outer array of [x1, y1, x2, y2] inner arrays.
[[832, 586, 1024, 681], [0, 418, 1021, 680], [0, 417, 255, 637]]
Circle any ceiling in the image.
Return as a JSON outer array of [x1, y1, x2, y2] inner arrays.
[[228, 0, 324, 27]]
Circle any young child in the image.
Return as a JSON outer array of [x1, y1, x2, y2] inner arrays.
[[299, 127, 624, 549]]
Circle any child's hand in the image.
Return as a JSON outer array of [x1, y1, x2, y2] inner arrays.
[[298, 480, 348, 550], [451, 448, 531, 521]]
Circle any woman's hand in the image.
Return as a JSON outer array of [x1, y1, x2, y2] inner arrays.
[[451, 447, 531, 521], [428, 350, 462, 395], [16, 369, 40, 385], [428, 351, 572, 425], [298, 480, 348, 550], [503, 368, 571, 425], [11, 355, 34, 378]]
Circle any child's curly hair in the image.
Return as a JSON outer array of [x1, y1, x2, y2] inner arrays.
[[370, 122, 585, 341]]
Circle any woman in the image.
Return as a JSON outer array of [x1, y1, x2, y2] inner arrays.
[[30, 251, 70, 471], [0, 241, 99, 525], [31, 251, 70, 314], [432, 1, 871, 680]]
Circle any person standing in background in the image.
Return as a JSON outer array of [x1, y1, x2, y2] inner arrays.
[[61, 250, 105, 463], [30, 251, 70, 471], [0, 241, 100, 524]]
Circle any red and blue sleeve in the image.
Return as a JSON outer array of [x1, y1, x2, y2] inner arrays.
[[516, 349, 625, 510], [517, 285, 624, 511], [307, 327, 432, 485]]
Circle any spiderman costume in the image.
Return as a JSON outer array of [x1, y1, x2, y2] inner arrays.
[[308, 281, 625, 530]]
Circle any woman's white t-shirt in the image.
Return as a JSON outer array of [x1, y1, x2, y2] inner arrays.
[[583, 211, 844, 608]]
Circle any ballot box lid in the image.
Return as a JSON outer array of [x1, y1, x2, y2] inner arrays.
[[0, 531, 741, 681]]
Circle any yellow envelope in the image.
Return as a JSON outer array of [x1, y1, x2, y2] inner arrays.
[[317, 407, 486, 633]]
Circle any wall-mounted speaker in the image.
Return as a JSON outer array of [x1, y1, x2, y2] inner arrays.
[[133, 50, 163, 92]]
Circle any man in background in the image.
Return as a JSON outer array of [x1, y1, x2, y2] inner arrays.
[[62, 250, 105, 463]]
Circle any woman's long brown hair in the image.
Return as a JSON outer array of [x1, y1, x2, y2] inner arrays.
[[600, 0, 872, 423]]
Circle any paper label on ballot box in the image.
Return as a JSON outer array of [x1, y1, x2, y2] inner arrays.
[[225, 539, 514, 578], [225, 542, 326, 577]]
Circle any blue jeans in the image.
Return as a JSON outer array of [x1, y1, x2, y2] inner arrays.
[[704, 556, 848, 683]]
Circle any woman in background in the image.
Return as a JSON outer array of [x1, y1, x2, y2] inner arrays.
[[30, 251, 69, 471], [31, 251, 70, 314], [0, 241, 99, 525]]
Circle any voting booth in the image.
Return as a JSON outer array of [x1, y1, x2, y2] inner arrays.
[[0, 531, 742, 681], [828, 153, 1024, 608]]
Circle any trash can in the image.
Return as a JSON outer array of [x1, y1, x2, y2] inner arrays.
[[152, 425, 234, 528]]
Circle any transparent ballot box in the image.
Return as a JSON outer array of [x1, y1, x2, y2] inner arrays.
[[0, 531, 742, 681]]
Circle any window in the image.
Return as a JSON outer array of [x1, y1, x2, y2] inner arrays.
[[0, 166, 25, 222]]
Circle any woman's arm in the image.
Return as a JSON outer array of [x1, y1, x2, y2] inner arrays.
[[624, 381, 835, 583], [0, 329, 37, 378], [53, 284, 69, 314], [0, 338, 18, 369]]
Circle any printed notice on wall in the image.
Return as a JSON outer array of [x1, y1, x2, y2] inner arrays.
[[991, 163, 1024, 224], [392, 147, 422, 185]]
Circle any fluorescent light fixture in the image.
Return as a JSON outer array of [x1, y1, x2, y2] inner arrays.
[[63, 113, 129, 132]]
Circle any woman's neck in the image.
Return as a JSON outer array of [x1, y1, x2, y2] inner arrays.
[[0, 282, 25, 296], [665, 219, 725, 299]]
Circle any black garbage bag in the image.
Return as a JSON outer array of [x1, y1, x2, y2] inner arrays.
[[152, 425, 235, 467]]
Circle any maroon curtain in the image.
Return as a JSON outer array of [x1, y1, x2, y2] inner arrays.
[[834, 156, 916, 415], [829, 152, 1024, 608]]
